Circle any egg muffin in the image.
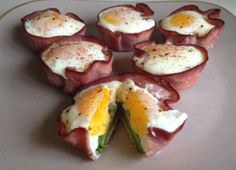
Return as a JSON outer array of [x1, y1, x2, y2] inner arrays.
[[132, 41, 208, 90], [97, 3, 155, 51], [159, 5, 224, 48], [21, 8, 86, 52]]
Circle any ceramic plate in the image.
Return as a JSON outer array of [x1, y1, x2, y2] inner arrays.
[[0, 1, 236, 169]]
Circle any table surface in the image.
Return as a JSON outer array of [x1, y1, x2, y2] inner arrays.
[[0, 0, 236, 18], [0, 1, 235, 170]]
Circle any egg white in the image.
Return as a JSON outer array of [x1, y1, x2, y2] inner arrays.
[[25, 10, 85, 38], [133, 44, 204, 75], [161, 10, 214, 37], [98, 6, 155, 33], [42, 41, 108, 79]]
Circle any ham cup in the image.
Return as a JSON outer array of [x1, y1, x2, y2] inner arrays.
[[97, 3, 155, 51], [58, 73, 187, 159], [132, 41, 208, 90], [159, 5, 224, 48], [40, 36, 113, 94], [21, 8, 87, 52]]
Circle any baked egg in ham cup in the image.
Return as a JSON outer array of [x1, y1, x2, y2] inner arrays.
[[58, 80, 120, 160], [21, 8, 87, 52], [58, 73, 187, 159], [97, 3, 155, 51], [132, 41, 208, 90], [159, 5, 224, 48], [41, 36, 113, 94]]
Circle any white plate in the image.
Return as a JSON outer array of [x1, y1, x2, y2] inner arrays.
[[0, 1, 236, 170]]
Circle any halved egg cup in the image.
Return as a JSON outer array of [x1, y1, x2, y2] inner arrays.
[[159, 5, 225, 48], [58, 73, 185, 160], [21, 8, 87, 53], [97, 3, 155, 52], [40, 36, 113, 94], [132, 41, 208, 90], [58, 110, 120, 160]]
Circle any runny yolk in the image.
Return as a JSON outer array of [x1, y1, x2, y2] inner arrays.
[[77, 86, 111, 136], [170, 13, 195, 28], [103, 12, 120, 25], [124, 91, 149, 136]]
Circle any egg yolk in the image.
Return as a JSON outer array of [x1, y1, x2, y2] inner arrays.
[[103, 12, 120, 25], [124, 91, 148, 136], [170, 13, 196, 28], [77, 86, 111, 136]]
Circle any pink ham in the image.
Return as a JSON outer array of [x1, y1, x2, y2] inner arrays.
[[146, 123, 185, 156], [58, 120, 97, 160], [21, 8, 87, 53]]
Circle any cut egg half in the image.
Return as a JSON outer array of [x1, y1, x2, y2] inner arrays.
[[61, 81, 121, 159], [117, 80, 187, 153]]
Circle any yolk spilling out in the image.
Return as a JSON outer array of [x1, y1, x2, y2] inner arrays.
[[78, 86, 111, 136], [103, 13, 120, 25], [170, 13, 195, 28], [124, 91, 148, 136]]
